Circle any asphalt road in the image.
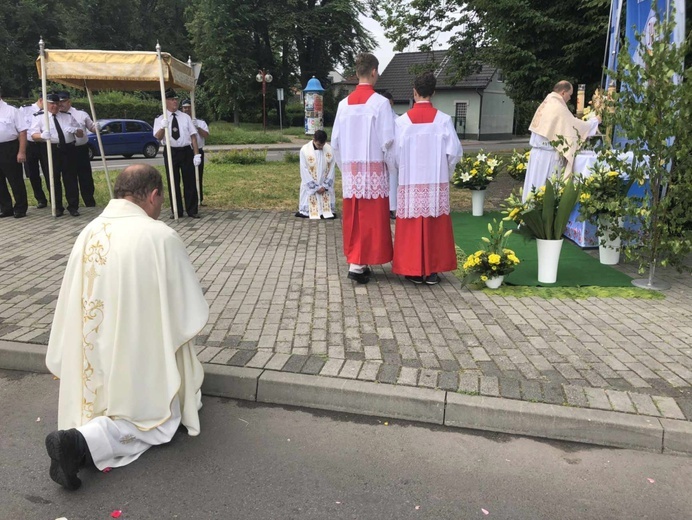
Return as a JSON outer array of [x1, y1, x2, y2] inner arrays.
[[1, 370, 690, 520], [91, 149, 289, 171]]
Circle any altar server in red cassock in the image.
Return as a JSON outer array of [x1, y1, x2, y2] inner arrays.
[[392, 72, 463, 285], [331, 53, 396, 285]]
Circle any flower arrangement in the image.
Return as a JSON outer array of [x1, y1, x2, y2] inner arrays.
[[452, 151, 501, 190], [502, 176, 581, 240], [462, 220, 520, 284], [578, 151, 636, 223], [505, 149, 530, 182]]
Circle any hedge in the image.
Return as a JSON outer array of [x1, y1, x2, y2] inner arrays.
[[5, 97, 162, 124]]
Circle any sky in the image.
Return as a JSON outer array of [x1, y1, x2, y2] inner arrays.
[[359, 14, 456, 74], [360, 15, 397, 71]]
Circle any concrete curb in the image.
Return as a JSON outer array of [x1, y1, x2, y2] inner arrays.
[[1, 340, 689, 455], [257, 370, 446, 425]]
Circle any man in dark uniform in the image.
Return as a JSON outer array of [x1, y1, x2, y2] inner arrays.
[[180, 99, 210, 205], [30, 93, 83, 217], [59, 91, 98, 207], [153, 89, 201, 218], [0, 87, 29, 218], [21, 97, 50, 209]]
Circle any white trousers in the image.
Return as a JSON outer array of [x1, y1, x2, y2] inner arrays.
[[522, 147, 562, 202], [77, 397, 181, 470]]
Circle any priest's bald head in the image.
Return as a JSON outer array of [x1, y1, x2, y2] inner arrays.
[[114, 164, 165, 219]]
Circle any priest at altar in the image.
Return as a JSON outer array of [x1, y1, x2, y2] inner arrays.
[[296, 129, 336, 219], [331, 53, 396, 284], [44, 164, 209, 490], [523, 80, 600, 201], [391, 72, 463, 285]]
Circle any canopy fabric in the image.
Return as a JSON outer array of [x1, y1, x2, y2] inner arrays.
[[36, 49, 195, 91]]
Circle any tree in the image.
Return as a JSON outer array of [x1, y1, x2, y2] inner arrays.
[[604, 16, 691, 284], [375, 0, 610, 126], [0, 0, 70, 97], [186, 0, 259, 122]]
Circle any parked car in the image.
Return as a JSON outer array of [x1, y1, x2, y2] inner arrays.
[[87, 119, 159, 160]]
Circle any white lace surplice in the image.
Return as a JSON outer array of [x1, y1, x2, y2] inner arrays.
[[393, 111, 463, 219], [332, 94, 395, 200]]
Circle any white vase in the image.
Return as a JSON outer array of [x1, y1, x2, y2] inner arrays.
[[536, 238, 564, 284], [598, 216, 621, 265], [484, 275, 504, 289], [471, 189, 486, 216]]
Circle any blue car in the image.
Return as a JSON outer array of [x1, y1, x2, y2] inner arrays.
[[87, 119, 159, 160]]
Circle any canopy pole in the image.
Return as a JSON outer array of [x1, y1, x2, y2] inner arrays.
[[39, 38, 56, 218], [188, 56, 201, 207], [156, 42, 179, 220], [84, 82, 113, 199]]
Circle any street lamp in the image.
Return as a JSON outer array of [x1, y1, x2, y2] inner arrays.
[[256, 69, 273, 131]]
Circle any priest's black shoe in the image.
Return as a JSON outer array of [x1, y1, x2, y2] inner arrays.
[[37, 201, 48, 209], [69, 209, 80, 217], [14, 212, 26, 218], [405, 275, 425, 284], [189, 213, 200, 219], [347, 271, 370, 284], [45, 429, 91, 491], [55, 210, 65, 217], [0, 211, 13, 218]]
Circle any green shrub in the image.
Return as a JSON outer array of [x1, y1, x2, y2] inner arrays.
[[284, 152, 300, 163], [208, 149, 267, 164]]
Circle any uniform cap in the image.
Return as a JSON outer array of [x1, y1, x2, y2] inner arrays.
[[165, 88, 178, 99]]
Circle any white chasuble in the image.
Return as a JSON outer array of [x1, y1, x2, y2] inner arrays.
[[46, 199, 209, 435], [299, 141, 336, 219]]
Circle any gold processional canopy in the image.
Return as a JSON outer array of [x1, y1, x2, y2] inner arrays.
[[36, 49, 195, 91]]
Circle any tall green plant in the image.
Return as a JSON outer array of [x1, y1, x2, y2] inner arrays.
[[603, 15, 692, 276], [507, 176, 581, 240]]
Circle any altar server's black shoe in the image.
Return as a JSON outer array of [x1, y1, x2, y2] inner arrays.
[[347, 271, 370, 284]]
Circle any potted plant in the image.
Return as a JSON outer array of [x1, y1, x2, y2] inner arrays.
[[505, 149, 530, 183], [452, 150, 501, 216], [577, 150, 636, 264], [503, 176, 580, 283], [462, 220, 520, 288]]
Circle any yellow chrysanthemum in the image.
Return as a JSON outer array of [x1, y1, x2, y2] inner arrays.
[[488, 254, 501, 265], [508, 254, 520, 264], [517, 163, 525, 170], [480, 275, 488, 281], [579, 193, 591, 202], [470, 169, 478, 175], [608, 171, 618, 177]]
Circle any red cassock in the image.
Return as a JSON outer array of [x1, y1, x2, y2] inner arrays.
[[333, 84, 394, 266], [392, 102, 461, 276]]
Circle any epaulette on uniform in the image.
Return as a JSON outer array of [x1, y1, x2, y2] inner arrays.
[[34, 110, 44, 116]]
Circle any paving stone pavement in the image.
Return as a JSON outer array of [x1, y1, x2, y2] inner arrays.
[[1, 208, 690, 421]]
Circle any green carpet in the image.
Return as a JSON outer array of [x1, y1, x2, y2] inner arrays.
[[451, 212, 633, 287]]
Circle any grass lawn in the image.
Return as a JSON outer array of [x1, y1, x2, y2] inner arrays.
[[23, 156, 517, 214]]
